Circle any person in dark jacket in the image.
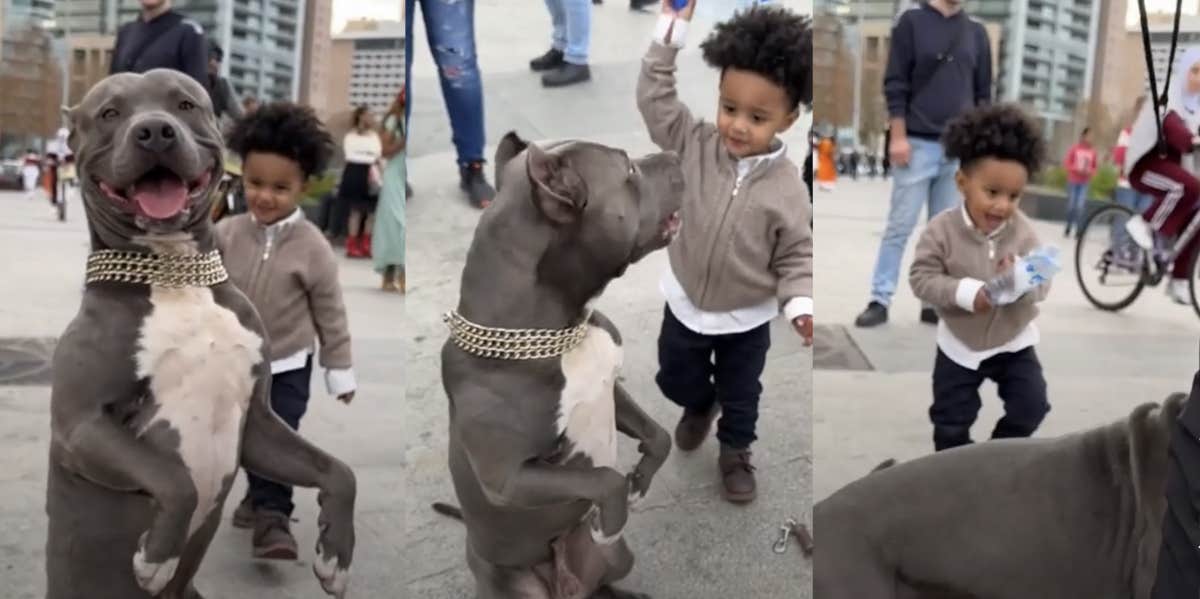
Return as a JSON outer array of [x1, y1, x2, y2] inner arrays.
[[110, 0, 208, 89]]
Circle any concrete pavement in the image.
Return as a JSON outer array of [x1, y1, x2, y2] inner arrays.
[[0, 190, 408, 598], [814, 178, 1200, 501], [404, 1, 812, 597]]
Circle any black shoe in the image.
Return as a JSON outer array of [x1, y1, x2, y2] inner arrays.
[[854, 301, 888, 328], [920, 307, 938, 324], [542, 63, 591, 88], [460, 162, 495, 209], [405, 181, 413, 198], [530, 48, 565, 72], [630, 0, 657, 9], [593, 0, 602, 4]]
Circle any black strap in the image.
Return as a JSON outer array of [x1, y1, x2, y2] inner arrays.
[[115, 15, 179, 73], [910, 9, 971, 101], [1138, 0, 1184, 154]]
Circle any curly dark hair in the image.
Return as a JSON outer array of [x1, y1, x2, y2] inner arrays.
[[699, 6, 811, 111], [227, 102, 334, 178], [941, 104, 1046, 175]]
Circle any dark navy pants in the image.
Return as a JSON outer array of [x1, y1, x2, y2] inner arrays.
[[245, 358, 312, 516], [655, 304, 771, 450], [930, 346, 1049, 452]]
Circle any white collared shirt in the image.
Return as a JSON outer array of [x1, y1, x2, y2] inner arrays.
[[937, 207, 1038, 370], [659, 143, 813, 335]]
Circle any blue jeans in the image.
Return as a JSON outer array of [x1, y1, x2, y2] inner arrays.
[[543, 0, 591, 65], [869, 137, 961, 306], [1065, 182, 1089, 233], [405, 0, 487, 166]]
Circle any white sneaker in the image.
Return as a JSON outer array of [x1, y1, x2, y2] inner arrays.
[[1168, 278, 1191, 305], [1124, 215, 1154, 250]]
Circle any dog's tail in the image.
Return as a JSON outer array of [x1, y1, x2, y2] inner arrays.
[[871, 458, 897, 473], [431, 502, 464, 521]]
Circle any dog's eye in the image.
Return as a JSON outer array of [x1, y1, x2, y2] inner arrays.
[[100, 108, 118, 120], [179, 100, 195, 111]]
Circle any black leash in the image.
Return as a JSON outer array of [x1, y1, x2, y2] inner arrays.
[[1138, 0, 1185, 155]]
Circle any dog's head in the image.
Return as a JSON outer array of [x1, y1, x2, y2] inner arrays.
[[66, 69, 223, 247], [489, 131, 684, 300]]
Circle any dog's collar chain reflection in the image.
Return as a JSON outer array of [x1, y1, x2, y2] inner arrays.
[[85, 250, 228, 288], [443, 310, 592, 360]]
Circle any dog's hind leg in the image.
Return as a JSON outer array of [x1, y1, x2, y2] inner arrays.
[[239, 367, 355, 595]]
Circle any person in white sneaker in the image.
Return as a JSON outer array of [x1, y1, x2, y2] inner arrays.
[[1125, 47, 1200, 304]]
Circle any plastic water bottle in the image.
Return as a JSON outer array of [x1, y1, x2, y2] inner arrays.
[[984, 246, 1061, 306], [694, 0, 776, 23]]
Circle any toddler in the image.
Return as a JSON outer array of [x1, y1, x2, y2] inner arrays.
[[638, 0, 813, 504], [909, 104, 1051, 451], [214, 102, 356, 559]]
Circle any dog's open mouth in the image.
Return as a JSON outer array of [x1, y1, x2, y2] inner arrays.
[[98, 165, 212, 221]]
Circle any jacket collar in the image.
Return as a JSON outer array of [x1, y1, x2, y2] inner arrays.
[[960, 204, 1008, 240]]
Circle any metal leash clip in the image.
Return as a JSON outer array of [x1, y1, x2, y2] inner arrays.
[[773, 518, 799, 554]]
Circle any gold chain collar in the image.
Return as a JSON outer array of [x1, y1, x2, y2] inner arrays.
[[85, 249, 229, 288], [443, 309, 592, 360]]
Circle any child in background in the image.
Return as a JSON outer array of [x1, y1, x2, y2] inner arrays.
[[214, 103, 356, 559], [1062, 127, 1097, 238], [638, 0, 813, 504], [909, 104, 1051, 452]]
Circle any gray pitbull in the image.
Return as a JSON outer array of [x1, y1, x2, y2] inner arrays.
[[814, 394, 1184, 599], [47, 69, 355, 599], [438, 132, 682, 599]]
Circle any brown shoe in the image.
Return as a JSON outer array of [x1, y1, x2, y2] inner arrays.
[[718, 445, 757, 504], [231, 496, 255, 529], [252, 510, 298, 560], [674, 404, 719, 451]]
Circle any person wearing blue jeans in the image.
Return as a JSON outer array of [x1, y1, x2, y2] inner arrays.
[[405, 0, 496, 208], [854, 0, 992, 328], [1064, 180, 1089, 238], [856, 137, 961, 326], [530, 0, 593, 87]]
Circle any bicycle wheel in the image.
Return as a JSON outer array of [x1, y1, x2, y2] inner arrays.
[[1075, 203, 1148, 311], [1187, 240, 1200, 320]]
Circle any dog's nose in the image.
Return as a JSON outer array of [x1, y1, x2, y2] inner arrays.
[[134, 119, 177, 153]]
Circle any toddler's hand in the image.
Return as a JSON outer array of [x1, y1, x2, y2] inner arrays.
[[337, 391, 355, 405], [973, 289, 992, 313], [793, 315, 813, 346]]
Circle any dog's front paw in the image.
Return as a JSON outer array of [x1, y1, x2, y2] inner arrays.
[[132, 545, 179, 595], [590, 516, 624, 546], [313, 539, 351, 598]]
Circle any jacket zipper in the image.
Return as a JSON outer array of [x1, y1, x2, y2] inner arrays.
[[699, 167, 752, 306]]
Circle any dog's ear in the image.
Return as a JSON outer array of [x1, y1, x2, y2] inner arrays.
[[494, 131, 528, 192], [527, 142, 587, 226]]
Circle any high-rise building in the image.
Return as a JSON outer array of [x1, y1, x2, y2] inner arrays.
[[327, 19, 403, 116], [5, 0, 55, 30], [299, 0, 331, 117], [54, 0, 308, 102]]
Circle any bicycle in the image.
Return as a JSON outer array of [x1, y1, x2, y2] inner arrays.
[[1074, 199, 1200, 318]]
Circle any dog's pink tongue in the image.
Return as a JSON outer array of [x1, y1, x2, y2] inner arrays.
[[131, 178, 188, 220]]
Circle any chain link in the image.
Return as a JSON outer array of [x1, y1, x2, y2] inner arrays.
[[443, 310, 592, 360], [85, 250, 228, 288]]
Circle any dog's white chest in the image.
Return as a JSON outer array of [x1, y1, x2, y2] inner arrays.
[[135, 287, 262, 535], [556, 325, 622, 469]]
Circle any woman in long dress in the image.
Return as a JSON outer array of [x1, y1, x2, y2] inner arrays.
[[373, 90, 406, 293]]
